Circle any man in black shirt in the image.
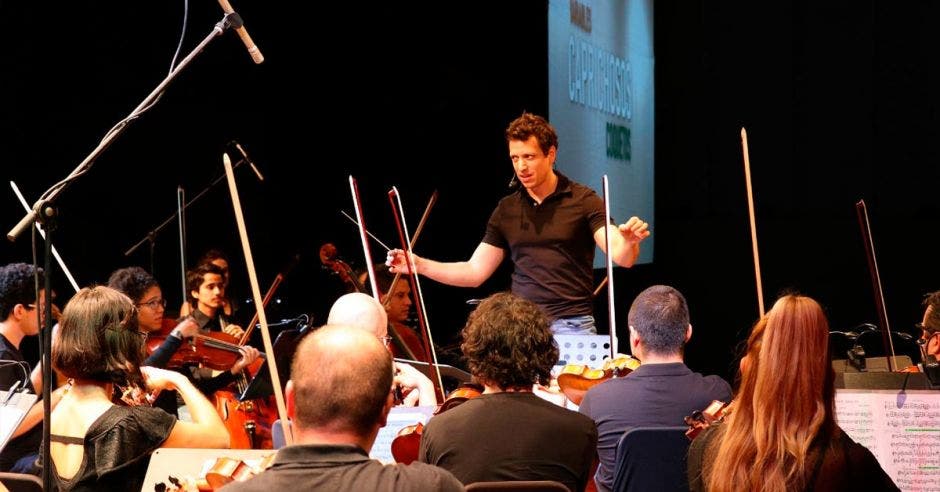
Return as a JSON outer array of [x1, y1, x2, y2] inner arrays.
[[387, 112, 650, 334], [0, 263, 48, 473], [418, 292, 598, 491]]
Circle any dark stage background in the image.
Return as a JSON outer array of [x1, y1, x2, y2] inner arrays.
[[2, 1, 939, 383]]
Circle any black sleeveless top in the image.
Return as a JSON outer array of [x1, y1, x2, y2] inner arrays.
[[46, 405, 176, 491]]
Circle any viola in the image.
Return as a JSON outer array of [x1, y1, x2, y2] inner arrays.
[[556, 354, 640, 406], [390, 382, 484, 464], [684, 400, 731, 440]]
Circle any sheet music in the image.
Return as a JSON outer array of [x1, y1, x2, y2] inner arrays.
[[369, 405, 436, 464], [836, 389, 940, 492], [0, 390, 37, 454]]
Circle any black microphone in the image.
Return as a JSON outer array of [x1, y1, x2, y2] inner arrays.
[[230, 141, 264, 182], [507, 174, 518, 189], [217, 0, 264, 64]]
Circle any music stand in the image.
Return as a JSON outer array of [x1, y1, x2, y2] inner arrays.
[[392, 358, 472, 386], [239, 327, 310, 401]]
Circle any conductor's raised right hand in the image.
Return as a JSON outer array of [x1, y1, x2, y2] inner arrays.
[[386, 249, 420, 275]]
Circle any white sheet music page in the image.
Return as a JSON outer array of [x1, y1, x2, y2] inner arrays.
[[369, 405, 435, 464], [0, 390, 37, 453]]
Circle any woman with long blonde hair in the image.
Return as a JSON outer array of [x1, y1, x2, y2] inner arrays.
[[687, 294, 897, 491]]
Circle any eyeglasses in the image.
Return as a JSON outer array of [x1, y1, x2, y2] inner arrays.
[[137, 298, 167, 310]]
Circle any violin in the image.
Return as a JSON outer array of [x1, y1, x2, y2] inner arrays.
[[147, 329, 264, 372], [556, 354, 640, 406], [390, 382, 484, 464], [684, 400, 731, 440]]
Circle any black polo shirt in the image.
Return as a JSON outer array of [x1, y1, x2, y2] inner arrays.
[[483, 172, 608, 319]]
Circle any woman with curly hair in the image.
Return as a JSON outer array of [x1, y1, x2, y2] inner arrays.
[[417, 292, 597, 492], [45, 286, 229, 491], [687, 294, 898, 491]]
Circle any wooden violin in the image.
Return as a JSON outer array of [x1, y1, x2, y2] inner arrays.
[[146, 329, 265, 372], [556, 355, 640, 406], [390, 382, 484, 464], [684, 399, 731, 440]]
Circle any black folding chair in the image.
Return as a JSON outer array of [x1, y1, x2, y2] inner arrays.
[[612, 426, 690, 492]]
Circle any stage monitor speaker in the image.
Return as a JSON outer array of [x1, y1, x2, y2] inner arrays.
[[831, 355, 913, 373]]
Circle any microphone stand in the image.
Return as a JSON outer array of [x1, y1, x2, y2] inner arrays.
[[123, 153, 254, 264], [6, 14, 245, 491]]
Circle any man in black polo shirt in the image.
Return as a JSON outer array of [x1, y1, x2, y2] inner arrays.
[[387, 112, 650, 334]]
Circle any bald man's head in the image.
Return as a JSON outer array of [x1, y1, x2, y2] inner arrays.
[[327, 292, 388, 337], [291, 324, 393, 433]]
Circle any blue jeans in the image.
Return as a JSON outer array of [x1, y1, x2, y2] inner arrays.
[[550, 315, 597, 335]]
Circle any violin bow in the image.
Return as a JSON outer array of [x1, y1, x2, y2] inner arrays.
[[349, 176, 382, 298], [388, 186, 445, 401], [10, 181, 80, 293], [602, 175, 618, 356], [855, 200, 898, 371], [343, 184, 422, 363], [222, 153, 292, 445], [383, 191, 438, 310], [177, 186, 188, 306], [741, 128, 766, 316], [239, 253, 301, 346]]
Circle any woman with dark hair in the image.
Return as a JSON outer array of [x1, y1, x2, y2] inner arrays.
[[47, 286, 228, 491], [107, 266, 199, 367], [687, 295, 898, 491]]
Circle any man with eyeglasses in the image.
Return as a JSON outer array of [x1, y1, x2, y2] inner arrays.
[[0, 262, 55, 473]]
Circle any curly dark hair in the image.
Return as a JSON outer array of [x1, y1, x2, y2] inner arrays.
[[0, 262, 43, 320], [505, 112, 558, 156], [107, 266, 158, 304], [53, 286, 146, 389], [460, 292, 558, 389]]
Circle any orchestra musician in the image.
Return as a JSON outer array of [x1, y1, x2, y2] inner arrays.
[[387, 112, 650, 335], [0, 263, 61, 474], [359, 264, 427, 361], [106, 266, 200, 367], [218, 325, 463, 492], [918, 290, 940, 359], [327, 292, 437, 407], [45, 286, 229, 491], [578, 285, 731, 492], [180, 249, 236, 319], [687, 294, 898, 491], [417, 292, 597, 492]]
